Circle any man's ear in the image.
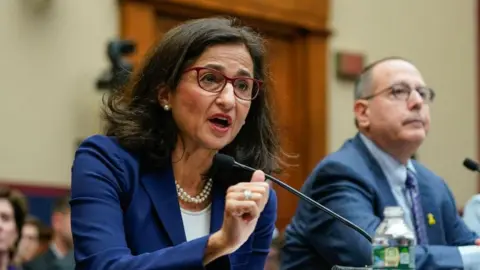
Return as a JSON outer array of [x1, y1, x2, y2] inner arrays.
[[353, 100, 370, 129], [157, 86, 171, 107]]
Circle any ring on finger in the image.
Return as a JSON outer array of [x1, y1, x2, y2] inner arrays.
[[243, 189, 253, 200]]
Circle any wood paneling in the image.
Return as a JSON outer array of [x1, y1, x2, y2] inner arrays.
[[120, 2, 158, 67], [303, 35, 329, 171], [121, 0, 330, 230], [266, 35, 307, 228], [134, 0, 329, 33]]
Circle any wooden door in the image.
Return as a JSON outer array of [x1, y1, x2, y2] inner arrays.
[[120, 0, 329, 231], [265, 35, 307, 228]]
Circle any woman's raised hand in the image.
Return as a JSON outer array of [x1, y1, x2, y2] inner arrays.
[[203, 170, 270, 264]]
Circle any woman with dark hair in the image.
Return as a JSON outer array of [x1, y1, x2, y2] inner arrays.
[[0, 186, 28, 270], [71, 17, 281, 269]]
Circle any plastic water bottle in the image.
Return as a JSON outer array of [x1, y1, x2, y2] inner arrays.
[[372, 206, 416, 269]]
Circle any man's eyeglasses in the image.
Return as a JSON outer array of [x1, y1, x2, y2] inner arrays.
[[361, 83, 436, 104], [183, 67, 262, 101]]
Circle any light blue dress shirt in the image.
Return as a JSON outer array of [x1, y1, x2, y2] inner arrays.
[[464, 194, 480, 236], [360, 134, 480, 269]]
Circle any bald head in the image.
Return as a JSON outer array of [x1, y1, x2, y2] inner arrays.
[[354, 56, 412, 100]]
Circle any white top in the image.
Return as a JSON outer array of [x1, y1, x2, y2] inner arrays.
[[180, 204, 212, 241]]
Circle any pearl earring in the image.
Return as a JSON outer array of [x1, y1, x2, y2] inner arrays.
[[163, 104, 170, 111]]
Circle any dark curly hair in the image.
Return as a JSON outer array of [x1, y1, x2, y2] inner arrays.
[[103, 17, 282, 175]]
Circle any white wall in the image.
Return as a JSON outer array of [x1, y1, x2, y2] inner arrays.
[[328, 0, 478, 205], [0, 0, 118, 186]]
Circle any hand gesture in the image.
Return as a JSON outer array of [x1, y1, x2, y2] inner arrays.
[[218, 170, 270, 251], [204, 170, 270, 265]]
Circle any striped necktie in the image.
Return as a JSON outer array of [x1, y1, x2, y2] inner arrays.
[[405, 170, 429, 245]]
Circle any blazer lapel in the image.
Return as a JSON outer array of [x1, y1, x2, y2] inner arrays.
[[352, 134, 398, 207], [375, 175, 399, 208], [210, 183, 226, 233], [141, 167, 186, 246]]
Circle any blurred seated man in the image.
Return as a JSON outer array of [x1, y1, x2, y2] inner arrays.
[[281, 57, 480, 270], [14, 215, 51, 265], [464, 194, 480, 235], [23, 196, 74, 270]]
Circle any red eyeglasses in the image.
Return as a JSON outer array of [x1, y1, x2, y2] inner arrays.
[[183, 67, 263, 101]]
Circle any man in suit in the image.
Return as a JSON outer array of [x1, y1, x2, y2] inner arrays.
[[23, 196, 74, 270], [464, 194, 480, 235], [281, 57, 480, 269]]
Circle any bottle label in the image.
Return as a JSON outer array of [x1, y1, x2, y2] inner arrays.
[[372, 245, 414, 269]]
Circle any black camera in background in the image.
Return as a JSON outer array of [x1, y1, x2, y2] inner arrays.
[[96, 39, 136, 91]]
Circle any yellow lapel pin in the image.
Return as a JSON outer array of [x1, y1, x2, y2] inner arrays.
[[427, 213, 436, 226]]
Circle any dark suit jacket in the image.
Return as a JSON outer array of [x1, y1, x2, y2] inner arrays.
[[281, 133, 478, 270], [23, 248, 74, 270], [23, 248, 56, 270], [70, 135, 277, 270]]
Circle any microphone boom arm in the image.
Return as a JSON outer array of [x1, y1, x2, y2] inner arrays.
[[234, 162, 373, 242]]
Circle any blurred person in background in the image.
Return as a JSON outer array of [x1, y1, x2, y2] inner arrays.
[[23, 196, 74, 270], [0, 186, 28, 270], [70, 17, 279, 269], [35, 224, 53, 259], [265, 232, 284, 270], [464, 194, 480, 235], [13, 216, 51, 265]]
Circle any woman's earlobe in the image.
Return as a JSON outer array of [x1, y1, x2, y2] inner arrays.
[[157, 85, 170, 105]]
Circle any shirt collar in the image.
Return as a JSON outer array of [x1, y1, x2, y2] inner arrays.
[[50, 243, 64, 259], [359, 133, 416, 187]]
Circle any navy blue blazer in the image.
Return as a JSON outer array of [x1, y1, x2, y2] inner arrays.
[[281, 134, 478, 270], [70, 135, 277, 270]]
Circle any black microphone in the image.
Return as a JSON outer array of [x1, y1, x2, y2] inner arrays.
[[213, 153, 373, 243], [463, 158, 480, 172]]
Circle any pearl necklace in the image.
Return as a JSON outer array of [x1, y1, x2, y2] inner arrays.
[[176, 178, 213, 204]]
